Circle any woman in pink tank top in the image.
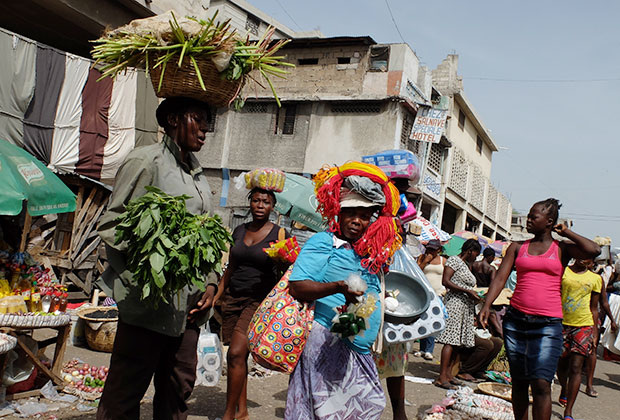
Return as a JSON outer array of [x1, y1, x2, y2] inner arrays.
[[480, 199, 600, 420]]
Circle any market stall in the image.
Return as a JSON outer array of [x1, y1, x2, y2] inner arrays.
[[0, 250, 72, 398], [0, 141, 77, 397]]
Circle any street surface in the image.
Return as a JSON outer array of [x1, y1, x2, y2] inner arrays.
[[4, 338, 620, 419]]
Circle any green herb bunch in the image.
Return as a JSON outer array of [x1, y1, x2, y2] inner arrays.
[[114, 186, 232, 306]]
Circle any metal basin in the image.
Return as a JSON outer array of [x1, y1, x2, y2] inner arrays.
[[384, 269, 432, 324]]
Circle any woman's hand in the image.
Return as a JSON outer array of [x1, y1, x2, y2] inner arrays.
[[478, 305, 491, 329], [467, 289, 482, 302], [336, 281, 364, 304], [553, 222, 569, 237]]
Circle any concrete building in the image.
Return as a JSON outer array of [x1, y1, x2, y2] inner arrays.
[[192, 36, 440, 217], [429, 55, 513, 240]]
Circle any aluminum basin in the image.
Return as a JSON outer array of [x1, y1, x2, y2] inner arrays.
[[384, 269, 432, 324]]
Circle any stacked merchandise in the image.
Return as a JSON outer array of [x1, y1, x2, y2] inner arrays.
[[0, 250, 70, 327]]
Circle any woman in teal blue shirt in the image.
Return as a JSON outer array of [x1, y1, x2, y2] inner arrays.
[[284, 162, 402, 420]]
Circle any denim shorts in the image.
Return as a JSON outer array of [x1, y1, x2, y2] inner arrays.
[[503, 306, 563, 382]]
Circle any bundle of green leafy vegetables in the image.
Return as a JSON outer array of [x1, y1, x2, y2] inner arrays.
[[114, 186, 232, 305]]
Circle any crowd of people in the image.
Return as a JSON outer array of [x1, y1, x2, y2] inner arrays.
[[95, 97, 619, 420]]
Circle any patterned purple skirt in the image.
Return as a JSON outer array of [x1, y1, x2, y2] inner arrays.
[[284, 322, 386, 420]]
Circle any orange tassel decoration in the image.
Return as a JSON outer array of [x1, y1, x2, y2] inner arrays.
[[313, 162, 402, 273]]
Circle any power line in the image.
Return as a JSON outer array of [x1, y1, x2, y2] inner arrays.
[[274, 0, 302, 30], [465, 76, 620, 83], [384, 0, 407, 44]]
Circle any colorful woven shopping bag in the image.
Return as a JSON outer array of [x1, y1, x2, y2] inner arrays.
[[247, 267, 314, 373]]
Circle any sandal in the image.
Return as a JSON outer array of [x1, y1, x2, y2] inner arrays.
[[433, 380, 457, 390], [585, 388, 599, 398], [558, 396, 567, 407], [564, 416, 574, 420], [449, 378, 464, 386]]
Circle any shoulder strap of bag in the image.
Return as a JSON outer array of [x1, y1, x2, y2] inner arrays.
[[278, 227, 286, 241], [372, 270, 386, 354]]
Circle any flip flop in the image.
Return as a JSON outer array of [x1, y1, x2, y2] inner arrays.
[[449, 378, 464, 386], [558, 396, 567, 407], [585, 388, 599, 398], [563, 416, 574, 420], [433, 380, 457, 390]]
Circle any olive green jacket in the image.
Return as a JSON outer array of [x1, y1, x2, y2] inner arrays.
[[97, 136, 217, 337]]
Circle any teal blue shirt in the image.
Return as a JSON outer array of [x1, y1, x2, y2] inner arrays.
[[289, 232, 382, 354]]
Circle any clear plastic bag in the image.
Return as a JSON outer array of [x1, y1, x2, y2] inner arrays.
[[383, 247, 447, 343], [195, 323, 222, 387]]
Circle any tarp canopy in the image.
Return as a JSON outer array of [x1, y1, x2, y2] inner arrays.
[[0, 27, 159, 183]]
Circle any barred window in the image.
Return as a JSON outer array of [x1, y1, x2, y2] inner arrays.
[[244, 103, 269, 113], [206, 108, 216, 133], [400, 113, 414, 147], [427, 142, 443, 173], [406, 139, 423, 158], [274, 104, 296, 135], [331, 102, 381, 113], [245, 15, 260, 36]]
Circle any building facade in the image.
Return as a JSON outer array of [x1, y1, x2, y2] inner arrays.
[[428, 55, 513, 240]]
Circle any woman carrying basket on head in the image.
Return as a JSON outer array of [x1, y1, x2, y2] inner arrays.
[[215, 169, 290, 420], [284, 162, 402, 420]]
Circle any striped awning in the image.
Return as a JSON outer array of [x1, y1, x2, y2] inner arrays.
[[0, 27, 159, 183]]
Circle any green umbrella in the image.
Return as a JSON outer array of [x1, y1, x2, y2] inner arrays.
[[0, 139, 76, 216], [442, 235, 466, 257], [274, 173, 326, 232]]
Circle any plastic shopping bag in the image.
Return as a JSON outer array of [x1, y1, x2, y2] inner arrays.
[[384, 247, 447, 343], [195, 323, 222, 386]]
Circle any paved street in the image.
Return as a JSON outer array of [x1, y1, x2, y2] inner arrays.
[[4, 337, 620, 419]]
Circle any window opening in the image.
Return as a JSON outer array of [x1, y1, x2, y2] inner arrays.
[[428, 142, 443, 173], [337, 57, 351, 64], [458, 109, 466, 129], [245, 14, 260, 36], [275, 104, 297, 135], [244, 103, 269, 113], [476, 135, 483, 154], [331, 102, 381, 113], [369, 46, 389, 71], [400, 113, 414, 147], [283, 105, 296, 135], [206, 108, 216, 133], [298, 58, 319, 65]]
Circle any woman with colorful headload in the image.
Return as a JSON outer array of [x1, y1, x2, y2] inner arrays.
[[284, 162, 402, 420], [215, 168, 291, 420]]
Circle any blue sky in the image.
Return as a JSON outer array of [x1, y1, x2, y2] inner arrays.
[[250, 0, 620, 244]]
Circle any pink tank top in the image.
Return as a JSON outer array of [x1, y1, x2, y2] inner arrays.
[[511, 240, 564, 318]]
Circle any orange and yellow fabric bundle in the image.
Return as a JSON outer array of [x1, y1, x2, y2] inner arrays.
[[313, 162, 402, 273]]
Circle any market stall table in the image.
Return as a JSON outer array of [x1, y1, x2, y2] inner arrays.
[[0, 314, 71, 399]]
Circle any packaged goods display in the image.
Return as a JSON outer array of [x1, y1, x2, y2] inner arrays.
[[362, 150, 421, 183], [0, 251, 68, 316], [244, 168, 286, 193]]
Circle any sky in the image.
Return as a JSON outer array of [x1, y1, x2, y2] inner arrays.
[[250, 0, 620, 244]]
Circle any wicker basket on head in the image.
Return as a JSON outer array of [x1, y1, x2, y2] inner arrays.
[[149, 55, 243, 107], [78, 306, 118, 353]]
